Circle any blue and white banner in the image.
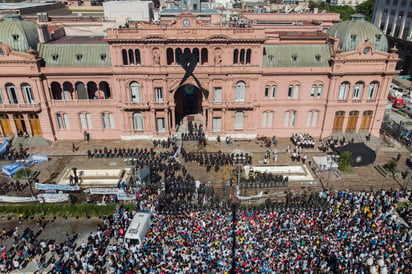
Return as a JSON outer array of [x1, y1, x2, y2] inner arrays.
[[0, 195, 37, 203], [173, 139, 183, 160], [0, 140, 9, 155], [37, 193, 69, 203], [35, 183, 79, 191], [117, 193, 136, 201], [25, 154, 48, 164], [88, 188, 124, 195], [1, 162, 24, 177]]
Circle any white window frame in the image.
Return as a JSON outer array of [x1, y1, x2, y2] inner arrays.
[[262, 112, 267, 127], [234, 112, 244, 129], [130, 82, 141, 103], [22, 84, 35, 104], [338, 82, 349, 100], [102, 113, 109, 129], [271, 85, 276, 98], [157, 117, 166, 132], [56, 113, 64, 129], [310, 85, 316, 98], [7, 85, 19, 104], [212, 117, 221, 132], [284, 111, 296, 127], [306, 111, 313, 127], [133, 113, 144, 131], [312, 110, 318, 127], [367, 82, 377, 99], [264, 85, 269, 98], [57, 113, 70, 129], [287, 85, 293, 98], [79, 113, 87, 129], [63, 113, 70, 129], [293, 85, 300, 99], [267, 111, 273, 127], [155, 87, 163, 103], [86, 113, 92, 129], [0, 89, 4, 104], [213, 87, 222, 102], [235, 81, 246, 102], [353, 82, 363, 99], [108, 113, 115, 129], [317, 85, 323, 98]]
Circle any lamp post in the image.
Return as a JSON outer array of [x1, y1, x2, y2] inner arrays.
[[326, 155, 338, 191]]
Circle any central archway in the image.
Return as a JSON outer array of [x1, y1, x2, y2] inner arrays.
[[174, 84, 203, 126]]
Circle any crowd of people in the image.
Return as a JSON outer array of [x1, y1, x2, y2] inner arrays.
[[181, 150, 252, 172], [240, 172, 288, 190], [0, 187, 409, 273], [291, 133, 316, 149]]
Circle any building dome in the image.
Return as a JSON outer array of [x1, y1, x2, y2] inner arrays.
[[327, 14, 388, 53], [0, 14, 39, 52]]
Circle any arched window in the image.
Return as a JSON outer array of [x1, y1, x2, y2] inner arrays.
[[99, 81, 111, 99], [175, 48, 182, 65], [310, 85, 317, 98], [129, 82, 141, 103], [184, 48, 191, 55], [201, 48, 208, 65], [79, 113, 93, 129], [306, 110, 319, 127], [62, 82, 74, 100], [233, 49, 239, 64], [264, 85, 270, 98], [166, 48, 174, 65], [87, 81, 98, 99], [239, 49, 245, 64], [102, 112, 115, 129], [51, 82, 62, 100], [22, 84, 35, 104], [234, 112, 244, 129], [338, 82, 350, 100], [128, 49, 134, 65], [193, 48, 199, 64], [246, 49, 251, 64], [262, 111, 273, 127], [367, 81, 379, 99], [271, 85, 276, 98], [75, 82, 87, 100], [133, 112, 144, 130], [135, 49, 141, 65], [56, 113, 70, 129], [284, 110, 296, 127], [353, 82, 364, 99], [122, 49, 128, 65], [317, 85, 323, 98], [235, 81, 246, 102], [6, 84, 19, 104], [294, 85, 300, 98], [0, 88, 4, 104]]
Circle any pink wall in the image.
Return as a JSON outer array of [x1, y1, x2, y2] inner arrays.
[[0, 13, 399, 140]]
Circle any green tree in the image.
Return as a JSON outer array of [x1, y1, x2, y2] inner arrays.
[[355, 0, 375, 21], [338, 151, 353, 172]]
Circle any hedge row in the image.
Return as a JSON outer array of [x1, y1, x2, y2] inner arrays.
[[0, 203, 135, 218]]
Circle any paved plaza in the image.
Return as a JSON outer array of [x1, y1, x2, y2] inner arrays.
[[14, 134, 409, 193]]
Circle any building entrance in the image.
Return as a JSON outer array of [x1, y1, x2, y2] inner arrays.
[[174, 84, 202, 126]]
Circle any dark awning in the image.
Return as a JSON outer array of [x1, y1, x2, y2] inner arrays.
[[334, 143, 376, 167]]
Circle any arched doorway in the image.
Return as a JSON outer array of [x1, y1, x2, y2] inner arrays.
[[29, 114, 42, 136], [332, 111, 345, 132], [174, 84, 202, 125], [359, 110, 373, 131], [0, 114, 12, 136], [346, 111, 359, 132], [13, 114, 27, 136]]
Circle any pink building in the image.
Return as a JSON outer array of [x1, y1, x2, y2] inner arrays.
[[0, 12, 399, 141]]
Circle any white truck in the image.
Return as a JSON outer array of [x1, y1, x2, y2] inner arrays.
[[124, 211, 152, 250]]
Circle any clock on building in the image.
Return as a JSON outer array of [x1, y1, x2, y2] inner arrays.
[[183, 19, 190, 27]]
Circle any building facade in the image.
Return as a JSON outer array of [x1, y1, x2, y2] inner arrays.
[[0, 12, 398, 141], [372, 0, 412, 75]]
